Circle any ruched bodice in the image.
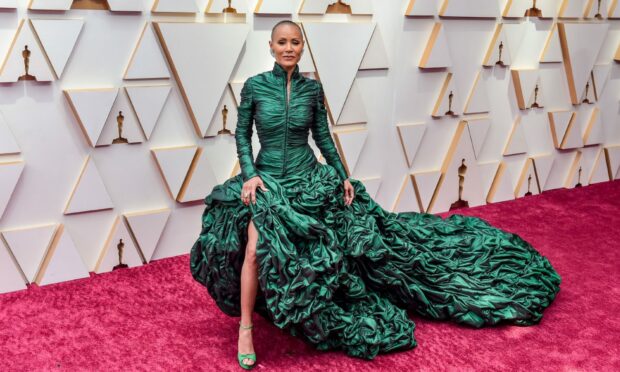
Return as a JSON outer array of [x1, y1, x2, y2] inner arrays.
[[235, 62, 348, 183]]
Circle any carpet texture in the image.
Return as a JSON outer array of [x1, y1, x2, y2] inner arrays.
[[1, 180, 619, 371]]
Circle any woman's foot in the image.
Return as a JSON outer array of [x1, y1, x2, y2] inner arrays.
[[238, 322, 255, 368]]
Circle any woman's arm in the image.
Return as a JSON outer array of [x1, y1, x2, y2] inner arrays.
[[235, 78, 259, 182], [311, 80, 349, 182]]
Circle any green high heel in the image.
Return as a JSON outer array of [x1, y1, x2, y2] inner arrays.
[[238, 322, 256, 370]]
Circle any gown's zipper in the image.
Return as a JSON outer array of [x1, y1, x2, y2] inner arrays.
[[281, 76, 290, 176]]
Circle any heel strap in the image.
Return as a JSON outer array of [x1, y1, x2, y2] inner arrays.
[[239, 321, 253, 330]]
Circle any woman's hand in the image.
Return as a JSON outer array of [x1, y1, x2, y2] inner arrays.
[[343, 179, 354, 206], [241, 176, 268, 206]]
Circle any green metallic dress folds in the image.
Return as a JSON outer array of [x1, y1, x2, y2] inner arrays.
[[189, 62, 561, 359]]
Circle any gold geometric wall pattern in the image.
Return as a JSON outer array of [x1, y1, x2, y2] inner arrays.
[[583, 0, 609, 18], [548, 110, 583, 150], [514, 157, 541, 197], [485, 161, 516, 203], [581, 107, 604, 146], [28, 0, 73, 11], [64, 155, 114, 215], [558, 22, 608, 105], [565, 146, 603, 188], [206, 0, 249, 14], [358, 177, 381, 199], [559, 0, 587, 18], [463, 71, 490, 115], [0, 236, 27, 294], [405, 0, 437, 16], [359, 25, 389, 70], [540, 23, 562, 63], [563, 150, 584, 188], [396, 122, 426, 168], [123, 208, 171, 263], [503, 116, 528, 156], [610, 0, 620, 18], [107, 0, 142, 12], [333, 127, 368, 176], [95, 215, 144, 274], [125, 85, 172, 140], [531, 153, 555, 189], [254, 0, 294, 14], [0, 19, 55, 83], [502, 0, 558, 18], [97, 89, 144, 146], [466, 117, 491, 159], [511, 69, 543, 110], [150, 145, 198, 201], [589, 147, 610, 184], [604, 145, 620, 179], [592, 64, 611, 98], [154, 22, 249, 138], [206, 86, 238, 137], [177, 147, 219, 203], [29, 18, 84, 80], [439, 0, 500, 18], [0, 111, 20, 155], [1, 223, 57, 284], [124, 22, 170, 81], [151, 0, 198, 14], [337, 79, 368, 125], [34, 224, 90, 286], [392, 171, 441, 213]]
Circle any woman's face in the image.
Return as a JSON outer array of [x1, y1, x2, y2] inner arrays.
[[269, 24, 304, 70]]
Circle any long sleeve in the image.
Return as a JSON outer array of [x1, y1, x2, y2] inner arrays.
[[235, 78, 259, 182], [311, 80, 349, 182]]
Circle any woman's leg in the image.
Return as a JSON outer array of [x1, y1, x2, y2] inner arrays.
[[238, 219, 258, 365]]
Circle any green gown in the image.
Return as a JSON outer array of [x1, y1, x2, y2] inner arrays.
[[189, 62, 561, 359]]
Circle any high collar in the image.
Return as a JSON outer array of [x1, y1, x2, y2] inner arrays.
[[272, 61, 300, 81]]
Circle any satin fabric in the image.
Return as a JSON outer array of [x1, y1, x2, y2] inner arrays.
[[190, 62, 561, 360]]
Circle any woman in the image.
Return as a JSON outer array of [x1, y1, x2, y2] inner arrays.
[[189, 20, 561, 369]]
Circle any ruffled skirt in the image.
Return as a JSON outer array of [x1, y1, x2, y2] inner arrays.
[[189, 162, 561, 359]]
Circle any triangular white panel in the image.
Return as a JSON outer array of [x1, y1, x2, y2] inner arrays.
[[606, 146, 620, 179], [360, 26, 389, 70], [298, 46, 316, 73], [95, 216, 143, 274], [206, 0, 249, 13], [152, 0, 198, 13], [151, 145, 198, 200], [124, 23, 170, 80], [0, 19, 55, 82], [229, 81, 244, 105], [582, 107, 604, 145], [412, 171, 441, 212], [125, 85, 171, 140], [155, 22, 249, 137], [396, 122, 426, 168], [503, 117, 528, 156], [206, 87, 238, 137], [439, 0, 499, 17], [392, 175, 421, 213], [540, 23, 562, 63], [303, 22, 375, 125], [484, 162, 515, 203], [36, 225, 89, 286], [532, 153, 554, 189], [254, 0, 293, 13], [584, 0, 608, 18], [432, 121, 485, 213], [299, 0, 373, 15], [589, 148, 610, 184], [124, 208, 171, 263], [559, 0, 586, 18], [29, 0, 72, 10], [563, 151, 584, 188], [592, 64, 611, 99], [463, 71, 489, 114], [466, 117, 491, 159], [178, 147, 219, 203], [511, 69, 539, 110], [2, 224, 56, 283], [97, 91, 144, 146], [0, 239, 27, 294], [610, 0, 620, 18], [108, 0, 143, 12], [558, 22, 609, 104], [483, 24, 512, 67], [0, 161, 24, 220], [333, 129, 368, 175], [432, 72, 461, 117], [29, 19, 83, 79], [419, 23, 452, 69], [405, 0, 437, 16], [64, 88, 119, 147], [560, 120, 584, 150], [548, 111, 580, 149], [64, 156, 114, 215], [359, 177, 381, 199], [205, 136, 238, 184], [0, 112, 20, 155], [337, 80, 367, 125]]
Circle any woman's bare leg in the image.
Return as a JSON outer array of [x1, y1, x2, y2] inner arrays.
[[239, 219, 258, 366]]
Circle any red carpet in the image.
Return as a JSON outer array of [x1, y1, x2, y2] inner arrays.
[[1, 180, 619, 371]]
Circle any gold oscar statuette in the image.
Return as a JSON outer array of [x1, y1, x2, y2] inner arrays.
[[525, 0, 542, 17], [326, 0, 352, 14], [595, 0, 603, 20], [495, 41, 505, 67], [575, 166, 583, 188], [223, 0, 237, 13], [530, 84, 541, 109], [112, 111, 129, 144], [217, 104, 233, 135], [449, 158, 470, 210], [113, 238, 129, 270], [582, 81, 591, 104], [445, 91, 456, 116], [18, 45, 37, 81], [525, 174, 533, 196]]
